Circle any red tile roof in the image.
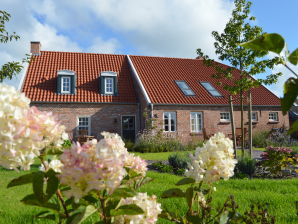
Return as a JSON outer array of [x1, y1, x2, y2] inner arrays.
[[22, 51, 137, 103], [129, 55, 281, 106]]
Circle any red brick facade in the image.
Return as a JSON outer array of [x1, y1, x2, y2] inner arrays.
[[31, 103, 139, 140], [150, 105, 289, 143]]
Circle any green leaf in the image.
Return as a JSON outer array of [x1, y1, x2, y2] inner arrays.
[[36, 211, 56, 221], [288, 48, 298, 65], [7, 172, 35, 188], [281, 78, 298, 115], [288, 120, 298, 134], [240, 33, 285, 54], [110, 204, 144, 216], [70, 205, 97, 224], [110, 188, 136, 199], [176, 178, 195, 186], [45, 169, 59, 200], [21, 194, 59, 211], [185, 187, 194, 208], [161, 188, 185, 198], [219, 211, 229, 224], [33, 171, 45, 202]]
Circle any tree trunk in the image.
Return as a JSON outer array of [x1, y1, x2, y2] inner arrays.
[[229, 95, 237, 157], [240, 90, 245, 158], [248, 90, 253, 158]]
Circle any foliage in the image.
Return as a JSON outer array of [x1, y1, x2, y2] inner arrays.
[[0, 10, 28, 82], [133, 131, 184, 153], [234, 157, 257, 178], [241, 32, 298, 134], [168, 153, 190, 175], [124, 140, 135, 151], [149, 162, 174, 174], [252, 131, 270, 147], [259, 146, 298, 177]]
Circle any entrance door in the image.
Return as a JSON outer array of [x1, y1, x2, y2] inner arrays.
[[122, 116, 136, 142]]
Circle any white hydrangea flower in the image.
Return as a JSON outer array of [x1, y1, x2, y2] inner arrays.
[[185, 132, 237, 184], [39, 159, 63, 173], [124, 153, 148, 176], [0, 84, 67, 170], [114, 193, 162, 224]]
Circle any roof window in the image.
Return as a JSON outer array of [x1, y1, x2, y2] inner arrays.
[[175, 81, 195, 96], [200, 82, 222, 97]]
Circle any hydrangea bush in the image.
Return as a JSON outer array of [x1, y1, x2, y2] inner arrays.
[[2, 84, 278, 223]]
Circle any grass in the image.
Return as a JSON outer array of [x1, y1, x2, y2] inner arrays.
[[1, 168, 298, 224]]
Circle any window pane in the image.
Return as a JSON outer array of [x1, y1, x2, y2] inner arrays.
[[201, 82, 222, 97], [164, 112, 176, 132], [191, 112, 202, 132], [175, 81, 195, 96]]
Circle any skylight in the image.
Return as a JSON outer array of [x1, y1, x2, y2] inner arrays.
[[175, 81, 195, 96], [200, 82, 222, 97]]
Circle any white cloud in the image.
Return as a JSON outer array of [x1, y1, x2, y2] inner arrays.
[[88, 0, 233, 58], [87, 37, 120, 54]]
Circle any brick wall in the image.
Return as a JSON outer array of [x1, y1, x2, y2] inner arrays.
[[152, 105, 289, 143], [31, 103, 139, 140]]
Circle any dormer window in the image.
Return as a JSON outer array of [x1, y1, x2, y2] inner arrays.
[[57, 70, 76, 94], [100, 71, 118, 95], [61, 76, 71, 93], [200, 82, 222, 97], [175, 81, 195, 96]]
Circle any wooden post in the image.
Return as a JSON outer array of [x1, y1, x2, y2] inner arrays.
[[229, 95, 237, 158], [248, 91, 253, 158]]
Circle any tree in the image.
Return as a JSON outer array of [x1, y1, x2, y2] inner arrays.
[[0, 10, 24, 82], [197, 0, 282, 157]]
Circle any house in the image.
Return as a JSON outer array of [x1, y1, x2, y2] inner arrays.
[[20, 42, 289, 143]]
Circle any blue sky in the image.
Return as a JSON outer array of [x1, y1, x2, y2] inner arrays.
[[1, 0, 297, 96]]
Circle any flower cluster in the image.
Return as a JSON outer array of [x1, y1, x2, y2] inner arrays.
[[0, 84, 67, 170], [185, 132, 237, 184], [59, 132, 147, 200], [261, 146, 293, 160], [114, 193, 162, 224], [39, 159, 64, 173]]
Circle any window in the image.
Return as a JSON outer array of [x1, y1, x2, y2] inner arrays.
[[105, 77, 114, 94], [57, 70, 76, 94], [220, 112, 230, 122], [77, 117, 90, 135], [269, 112, 278, 122], [200, 82, 222, 97], [100, 71, 118, 95], [251, 111, 258, 122], [164, 112, 176, 132], [190, 112, 203, 133], [175, 81, 195, 96], [61, 76, 71, 93]]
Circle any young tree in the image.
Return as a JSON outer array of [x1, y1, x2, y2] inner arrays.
[[0, 10, 24, 82], [197, 0, 282, 157]]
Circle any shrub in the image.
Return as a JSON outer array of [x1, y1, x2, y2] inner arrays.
[[259, 146, 298, 177], [133, 131, 184, 153], [149, 162, 173, 173], [168, 153, 190, 175], [124, 140, 135, 151], [252, 131, 270, 148], [184, 139, 204, 151], [234, 157, 256, 178]]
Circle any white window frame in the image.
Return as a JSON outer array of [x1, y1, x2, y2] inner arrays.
[[163, 112, 176, 132], [105, 77, 114, 94], [61, 76, 71, 93], [190, 112, 203, 133], [77, 116, 91, 135], [220, 112, 231, 122], [251, 111, 258, 122], [269, 112, 279, 122]]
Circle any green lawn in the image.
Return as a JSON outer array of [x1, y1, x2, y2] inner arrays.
[[1, 169, 298, 224]]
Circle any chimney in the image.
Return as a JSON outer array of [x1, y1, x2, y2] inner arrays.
[[30, 41, 41, 55]]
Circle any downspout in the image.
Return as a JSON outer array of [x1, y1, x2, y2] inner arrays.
[[150, 103, 154, 128]]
